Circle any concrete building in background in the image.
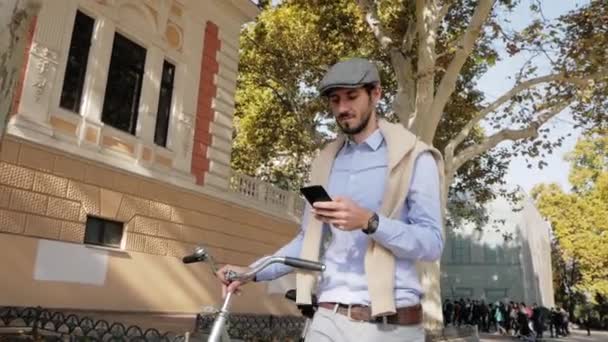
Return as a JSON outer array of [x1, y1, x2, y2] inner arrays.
[[0, 0, 308, 332], [441, 190, 555, 307]]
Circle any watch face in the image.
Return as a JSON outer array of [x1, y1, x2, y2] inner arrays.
[[371, 214, 379, 230], [364, 213, 379, 234]]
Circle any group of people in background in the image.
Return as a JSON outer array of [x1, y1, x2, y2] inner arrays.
[[443, 298, 572, 339]]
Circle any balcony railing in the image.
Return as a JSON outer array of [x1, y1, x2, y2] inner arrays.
[[229, 173, 305, 220]]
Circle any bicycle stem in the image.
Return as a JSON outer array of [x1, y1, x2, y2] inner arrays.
[[208, 291, 233, 342]]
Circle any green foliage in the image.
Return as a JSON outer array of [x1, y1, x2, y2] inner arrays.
[[232, 0, 608, 230], [232, 0, 509, 202], [232, 0, 377, 190], [533, 131, 608, 304]]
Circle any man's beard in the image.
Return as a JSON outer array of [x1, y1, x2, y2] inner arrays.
[[337, 104, 373, 135]]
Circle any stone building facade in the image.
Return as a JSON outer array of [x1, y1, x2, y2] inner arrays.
[[0, 0, 305, 329]]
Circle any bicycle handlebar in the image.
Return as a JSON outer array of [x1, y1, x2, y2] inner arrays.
[[225, 256, 325, 282], [182, 249, 324, 342], [284, 257, 325, 272], [183, 247, 325, 282], [182, 246, 207, 264]]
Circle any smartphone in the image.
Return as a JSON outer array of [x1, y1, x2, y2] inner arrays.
[[300, 185, 332, 205]]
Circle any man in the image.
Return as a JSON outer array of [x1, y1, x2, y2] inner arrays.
[[444, 299, 454, 326], [217, 58, 444, 341], [531, 303, 545, 339], [550, 307, 561, 337], [561, 307, 570, 335]]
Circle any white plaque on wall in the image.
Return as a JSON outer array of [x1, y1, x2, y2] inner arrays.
[[34, 240, 109, 286]]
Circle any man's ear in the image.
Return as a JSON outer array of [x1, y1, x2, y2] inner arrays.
[[372, 85, 382, 104]]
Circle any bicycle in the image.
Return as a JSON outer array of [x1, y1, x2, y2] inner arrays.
[[182, 247, 325, 342]]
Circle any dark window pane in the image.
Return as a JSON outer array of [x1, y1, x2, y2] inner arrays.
[[101, 33, 146, 134], [84, 216, 124, 248], [103, 222, 124, 248], [59, 10, 94, 113], [154, 60, 175, 147], [84, 217, 104, 245]]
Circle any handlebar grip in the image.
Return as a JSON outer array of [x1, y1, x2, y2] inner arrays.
[[284, 257, 326, 272], [182, 254, 203, 264]]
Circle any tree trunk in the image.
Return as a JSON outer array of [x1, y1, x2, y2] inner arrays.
[[0, 0, 40, 147]]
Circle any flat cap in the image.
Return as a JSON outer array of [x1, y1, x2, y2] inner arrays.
[[318, 58, 380, 96]]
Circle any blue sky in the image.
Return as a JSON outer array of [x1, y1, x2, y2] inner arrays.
[[477, 0, 589, 194]]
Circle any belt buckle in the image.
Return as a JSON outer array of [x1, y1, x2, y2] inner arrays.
[[345, 305, 361, 322], [343, 304, 369, 323], [370, 315, 388, 324]]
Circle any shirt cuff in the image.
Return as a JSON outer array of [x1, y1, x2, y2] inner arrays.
[[370, 213, 412, 250]]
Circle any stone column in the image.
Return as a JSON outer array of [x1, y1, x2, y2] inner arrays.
[[78, 15, 114, 146], [137, 45, 163, 143]]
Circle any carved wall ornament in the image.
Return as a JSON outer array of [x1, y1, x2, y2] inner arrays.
[[29, 43, 59, 102]]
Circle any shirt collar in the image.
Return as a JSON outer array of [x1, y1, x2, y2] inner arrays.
[[345, 129, 384, 151]]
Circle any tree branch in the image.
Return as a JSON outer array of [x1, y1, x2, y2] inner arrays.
[[447, 69, 608, 152], [451, 100, 569, 171], [391, 51, 416, 126], [433, 0, 453, 31], [357, 0, 418, 127], [398, 19, 417, 128], [402, 19, 417, 53], [410, 0, 440, 138], [357, 0, 393, 49], [259, 80, 305, 129], [425, 0, 495, 142]]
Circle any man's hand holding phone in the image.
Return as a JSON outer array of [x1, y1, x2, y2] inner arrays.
[[300, 186, 373, 231]]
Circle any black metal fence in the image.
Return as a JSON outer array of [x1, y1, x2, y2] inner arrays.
[[1, 306, 478, 341], [195, 312, 305, 341], [0, 306, 307, 342], [0, 306, 188, 341]]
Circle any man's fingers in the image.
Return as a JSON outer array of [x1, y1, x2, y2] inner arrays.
[[227, 281, 242, 294], [330, 220, 348, 229], [314, 214, 334, 223], [312, 208, 340, 218], [222, 281, 243, 298], [215, 269, 230, 285], [313, 201, 340, 210]]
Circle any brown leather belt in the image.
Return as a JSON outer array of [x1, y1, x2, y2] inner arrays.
[[318, 302, 422, 326]]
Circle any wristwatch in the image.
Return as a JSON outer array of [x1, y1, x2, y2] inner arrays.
[[362, 212, 379, 235]]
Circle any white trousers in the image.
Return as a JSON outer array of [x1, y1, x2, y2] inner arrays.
[[304, 306, 425, 342]]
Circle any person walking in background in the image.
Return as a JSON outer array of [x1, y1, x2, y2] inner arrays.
[[495, 302, 507, 335], [562, 308, 570, 336], [550, 307, 561, 337], [517, 303, 531, 338], [455, 299, 463, 327], [444, 299, 454, 326], [531, 303, 545, 339], [488, 303, 496, 333], [479, 300, 489, 332]]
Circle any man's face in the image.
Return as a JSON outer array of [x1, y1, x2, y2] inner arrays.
[[327, 86, 379, 135]]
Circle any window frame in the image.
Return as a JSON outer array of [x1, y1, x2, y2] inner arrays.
[[484, 288, 508, 303], [84, 215, 125, 249], [452, 238, 471, 264], [154, 59, 176, 147]]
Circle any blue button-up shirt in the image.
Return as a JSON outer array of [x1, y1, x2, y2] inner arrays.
[[254, 129, 443, 307]]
